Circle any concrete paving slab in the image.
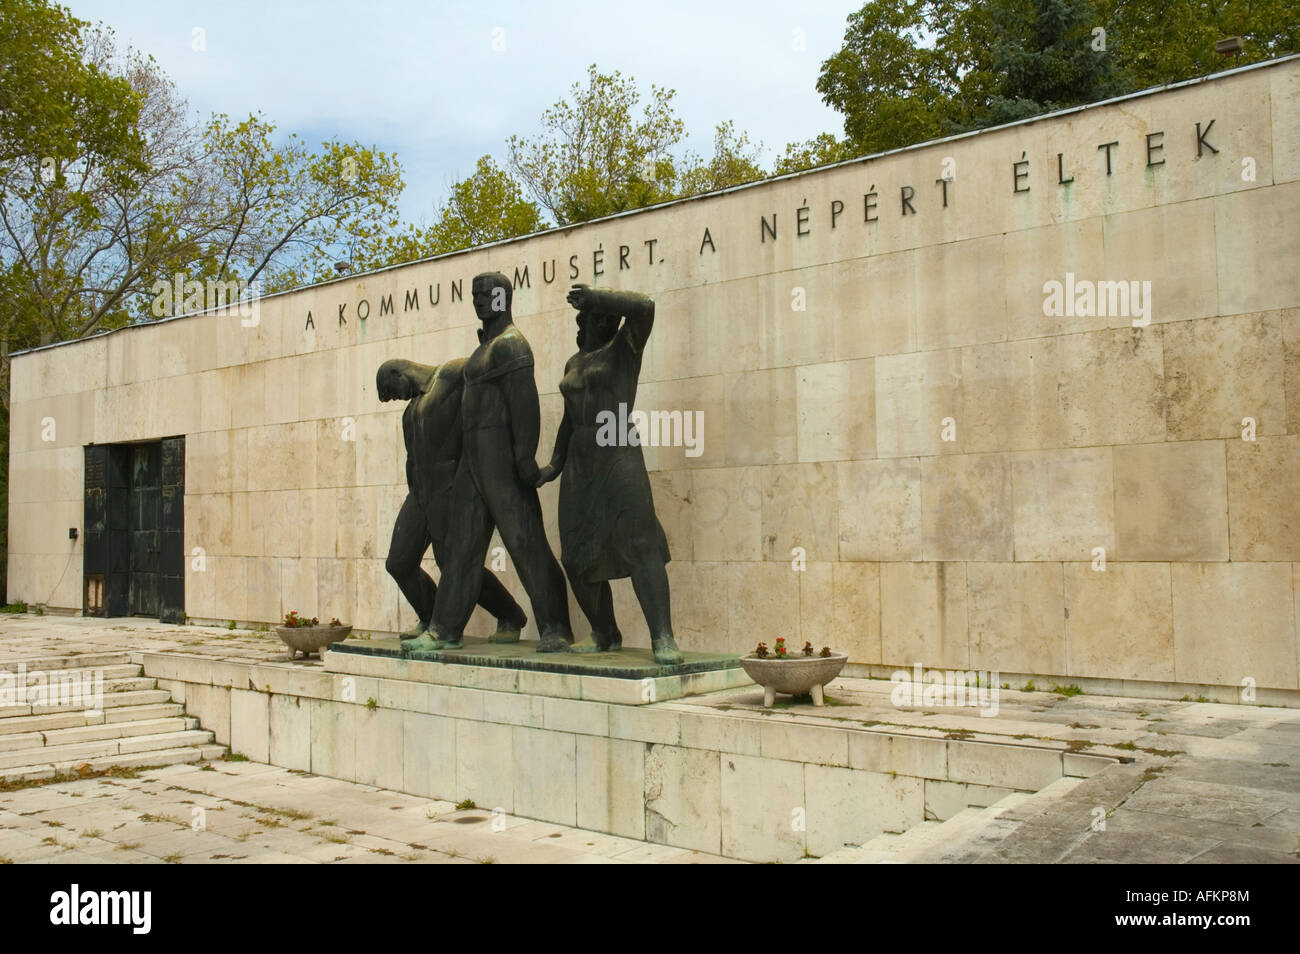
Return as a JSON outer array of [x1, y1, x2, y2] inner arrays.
[[1187, 842, 1300, 864], [1059, 829, 1221, 864]]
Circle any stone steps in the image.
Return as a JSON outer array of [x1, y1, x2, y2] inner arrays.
[[102, 702, 186, 723], [16, 675, 164, 697], [0, 728, 216, 771], [1, 656, 156, 714], [896, 793, 1036, 863], [812, 820, 947, 864], [813, 777, 1097, 864], [0, 652, 132, 673], [6, 744, 228, 784], [0, 702, 185, 736], [896, 777, 1094, 863], [18, 688, 172, 717], [42, 715, 198, 746], [4, 673, 160, 697], [100, 676, 159, 693], [854, 810, 987, 863], [0, 663, 141, 682], [812, 793, 1037, 864], [0, 654, 224, 784], [1, 658, 169, 719], [0, 716, 198, 753]]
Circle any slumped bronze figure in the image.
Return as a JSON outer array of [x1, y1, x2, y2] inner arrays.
[[376, 358, 526, 645]]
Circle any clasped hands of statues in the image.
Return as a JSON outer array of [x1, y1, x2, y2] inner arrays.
[[528, 282, 606, 489]]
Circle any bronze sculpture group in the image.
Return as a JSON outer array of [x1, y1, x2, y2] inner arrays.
[[378, 272, 684, 666]]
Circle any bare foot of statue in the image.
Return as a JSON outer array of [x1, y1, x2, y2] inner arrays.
[[572, 630, 622, 653], [400, 633, 439, 654], [488, 612, 527, 644], [572, 634, 623, 654], [400, 619, 429, 640], [537, 626, 572, 653], [430, 636, 464, 650], [652, 635, 684, 666]]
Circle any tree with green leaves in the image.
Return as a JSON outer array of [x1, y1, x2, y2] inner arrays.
[[806, 0, 1298, 165], [677, 120, 765, 197], [773, 133, 855, 176], [507, 64, 764, 226], [0, 2, 406, 599], [358, 75, 763, 268], [1096, 0, 1300, 90], [965, 0, 1129, 129], [0, 3, 145, 363], [0, 10, 404, 358], [429, 155, 546, 250], [0, 0, 143, 174], [2, 29, 211, 352], [507, 64, 685, 226], [357, 155, 545, 268], [206, 113, 404, 294], [814, 1, 1000, 156]]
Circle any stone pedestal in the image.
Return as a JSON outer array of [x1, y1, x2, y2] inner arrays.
[[325, 637, 749, 705]]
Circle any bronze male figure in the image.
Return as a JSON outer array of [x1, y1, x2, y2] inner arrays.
[[426, 273, 573, 652]]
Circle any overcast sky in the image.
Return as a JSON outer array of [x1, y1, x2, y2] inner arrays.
[[65, 0, 857, 223]]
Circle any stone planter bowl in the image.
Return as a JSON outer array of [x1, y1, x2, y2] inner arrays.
[[740, 652, 848, 707], [275, 623, 352, 660]]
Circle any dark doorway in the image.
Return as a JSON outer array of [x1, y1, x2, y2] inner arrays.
[[128, 443, 160, 615], [84, 437, 185, 622]]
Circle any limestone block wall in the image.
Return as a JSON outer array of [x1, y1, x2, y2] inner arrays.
[[138, 650, 1099, 862], [7, 56, 1300, 694]]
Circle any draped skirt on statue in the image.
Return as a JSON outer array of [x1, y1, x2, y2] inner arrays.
[[558, 424, 670, 583]]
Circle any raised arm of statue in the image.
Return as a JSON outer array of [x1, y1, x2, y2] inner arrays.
[[566, 285, 655, 354]]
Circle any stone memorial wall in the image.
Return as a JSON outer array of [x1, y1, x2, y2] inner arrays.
[[8, 56, 1299, 696]]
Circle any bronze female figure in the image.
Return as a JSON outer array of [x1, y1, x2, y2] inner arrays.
[[537, 284, 683, 665]]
